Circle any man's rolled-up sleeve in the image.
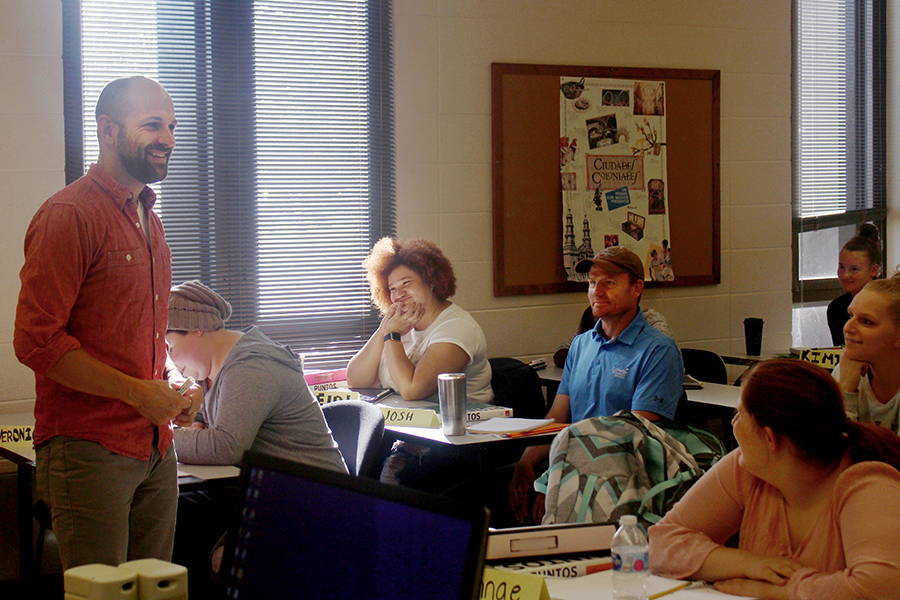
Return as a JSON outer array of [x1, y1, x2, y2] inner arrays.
[[14, 203, 90, 375]]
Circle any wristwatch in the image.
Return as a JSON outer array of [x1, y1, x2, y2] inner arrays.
[[384, 332, 402, 343]]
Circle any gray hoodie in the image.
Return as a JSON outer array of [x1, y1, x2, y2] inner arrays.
[[174, 326, 348, 473]]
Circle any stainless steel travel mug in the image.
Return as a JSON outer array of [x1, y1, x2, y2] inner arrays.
[[438, 373, 467, 436]]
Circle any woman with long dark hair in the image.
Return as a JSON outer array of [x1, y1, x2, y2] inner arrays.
[[650, 359, 900, 599]]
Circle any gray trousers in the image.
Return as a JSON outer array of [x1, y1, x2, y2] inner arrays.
[[35, 435, 178, 571]]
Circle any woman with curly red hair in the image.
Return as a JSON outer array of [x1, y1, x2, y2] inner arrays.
[[347, 237, 493, 404], [347, 238, 493, 488]]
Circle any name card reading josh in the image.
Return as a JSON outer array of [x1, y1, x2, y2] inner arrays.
[[378, 406, 440, 428]]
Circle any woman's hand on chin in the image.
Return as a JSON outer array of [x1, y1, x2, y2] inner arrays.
[[384, 299, 424, 336], [839, 357, 868, 393]]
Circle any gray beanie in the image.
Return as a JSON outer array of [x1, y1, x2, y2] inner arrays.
[[168, 280, 232, 331]]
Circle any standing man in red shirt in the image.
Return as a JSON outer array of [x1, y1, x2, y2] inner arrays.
[[14, 76, 199, 570]]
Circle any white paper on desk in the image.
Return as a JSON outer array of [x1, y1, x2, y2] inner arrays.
[[177, 464, 240, 480], [545, 572, 753, 600], [467, 418, 554, 434]]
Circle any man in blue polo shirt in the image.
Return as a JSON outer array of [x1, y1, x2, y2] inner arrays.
[[508, 246, 683, 523]]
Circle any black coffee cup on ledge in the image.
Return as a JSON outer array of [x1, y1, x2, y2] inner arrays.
[[743, 317, 764, 356]]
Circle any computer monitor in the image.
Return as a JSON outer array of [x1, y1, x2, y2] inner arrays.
[[217, 450, 489, 600]]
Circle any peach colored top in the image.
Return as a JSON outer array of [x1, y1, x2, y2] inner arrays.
[[649, 450, 900, 600]]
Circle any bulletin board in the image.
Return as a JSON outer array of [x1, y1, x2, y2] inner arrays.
[[492, 63, 720, 296]]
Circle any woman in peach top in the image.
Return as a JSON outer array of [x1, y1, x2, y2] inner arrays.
[[649, 359, 900, 600]]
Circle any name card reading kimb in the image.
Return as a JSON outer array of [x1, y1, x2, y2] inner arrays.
[[480, 568, 550, 600], [797, 348, 841, 369], [0, 425, 34, 447], [378, 406, 440, 429]]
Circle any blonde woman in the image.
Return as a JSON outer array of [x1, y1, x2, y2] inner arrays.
[[835, 272, 900, 432]]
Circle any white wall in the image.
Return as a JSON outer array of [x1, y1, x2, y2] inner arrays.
[[0, 0, 793, 409], [393, 0, 793, 362], [1, 0, 66, 411]]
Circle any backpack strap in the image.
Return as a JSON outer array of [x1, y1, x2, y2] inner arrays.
[[638, 469, 699, 523], [576, 474, 599, 523], [630, 412, 703, 475], [534, 468, 549, 495]]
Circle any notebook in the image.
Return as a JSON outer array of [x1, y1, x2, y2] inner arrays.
[[217, 450, 490, 600]]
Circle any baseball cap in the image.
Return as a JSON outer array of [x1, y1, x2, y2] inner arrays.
[[574, 246, 644, 280]]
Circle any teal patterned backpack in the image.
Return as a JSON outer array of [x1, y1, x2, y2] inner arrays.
[[535, 411, 725, 527]]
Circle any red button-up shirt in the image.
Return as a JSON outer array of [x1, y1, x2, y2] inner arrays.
[[14, 164, 173, 460]]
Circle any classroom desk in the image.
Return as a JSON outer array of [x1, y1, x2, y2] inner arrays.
[[380, 383, 740, 478], [0, 410, 239, 580], [536, 363, 565, 401], [536, 364, 741, 411], [384, 415, 561, 477], [719, 350, 791, 366], [544, 570, 743, 599], [685, 382, 740, 409]]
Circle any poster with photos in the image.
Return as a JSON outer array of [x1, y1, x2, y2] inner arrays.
[[559, 77, 673, 282]]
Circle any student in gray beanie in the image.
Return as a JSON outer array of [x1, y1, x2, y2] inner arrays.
[[167, 280, 347, 596], [166, 279, 345, 470], [168, 279, 233, 331]]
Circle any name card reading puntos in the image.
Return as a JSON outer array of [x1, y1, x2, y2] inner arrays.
[[480, 568, 550, 600], [0, 425, 34, 447], [378, 406, 440, 428]]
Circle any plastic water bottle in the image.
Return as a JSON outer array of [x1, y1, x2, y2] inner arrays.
[[611, 514, 649, 600]]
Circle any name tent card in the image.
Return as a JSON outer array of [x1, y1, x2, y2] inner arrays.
[[314, 390, 361, 404], [797, 347, 841, 369], [480, 567, 550, 600], [378, 406, 440, 428], [0, 425, 34, 447]]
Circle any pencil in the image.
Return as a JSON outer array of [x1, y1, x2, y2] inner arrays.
[[372, 389, 393, 402], [648, 581, 691, 600]]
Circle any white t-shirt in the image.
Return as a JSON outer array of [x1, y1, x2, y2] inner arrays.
[[834, 362, 900, 433], [377, 303, 494, 404]]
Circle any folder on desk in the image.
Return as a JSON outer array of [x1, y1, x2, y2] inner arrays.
[[486, 521, 615, 560]]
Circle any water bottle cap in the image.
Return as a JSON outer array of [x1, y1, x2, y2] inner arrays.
[[620, 515, 637, 525]]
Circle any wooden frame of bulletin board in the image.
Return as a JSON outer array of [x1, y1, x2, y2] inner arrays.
[[492, 63, 720, 296]]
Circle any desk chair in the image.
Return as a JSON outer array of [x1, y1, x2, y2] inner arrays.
[[489, 357, 546, 419], [678, 348, 735, 450], [680, 348, 728, 385], [321, 400, 385, 477]]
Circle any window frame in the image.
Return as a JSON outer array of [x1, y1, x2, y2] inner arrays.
[[791, 0, 887, 305]]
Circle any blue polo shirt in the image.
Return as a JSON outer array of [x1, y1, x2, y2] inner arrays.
[[558, 308, 684, 422]]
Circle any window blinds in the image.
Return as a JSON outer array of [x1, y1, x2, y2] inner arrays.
[[793, 0, 885, 218], [64, 0, 395, 369]]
